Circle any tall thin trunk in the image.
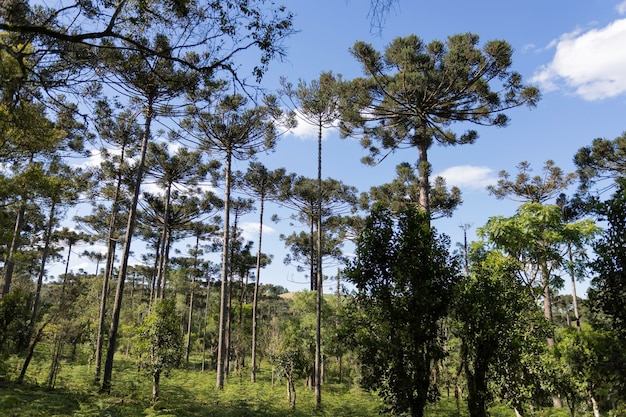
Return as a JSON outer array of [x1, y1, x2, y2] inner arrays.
[[95, 141, 126, 382], [101, 100, 154, 393], [568, 243, 581, 331], [216, 150, 233, 389], [542, 262, 554, 346], [251, 193, 265, 382], [156, 183, 172, 299], [2, 199, 26, 297], [28, 202, 56, 345], [417, 141, 430, 216], [310, 218, 316, 291], [202, 274, 211, 372], [152, 370, 160, 403], [160, 227, 172, 299], [314, 119, 323, 406], [185, 234, 200, 366]]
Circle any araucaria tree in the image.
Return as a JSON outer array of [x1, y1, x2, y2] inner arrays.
[[344, 205, 459, 417], [341, 33, 539, 215], [184, 92, 290, 390]]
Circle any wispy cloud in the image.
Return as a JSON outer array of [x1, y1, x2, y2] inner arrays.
[[436, 165, 497, 190], [531, 18, 626, 100], [617, 1, 626, 15], [286, 109, 338, 140], [239, 222, 276, 242]]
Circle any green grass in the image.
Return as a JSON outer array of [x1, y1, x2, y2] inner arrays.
[[0, 355, 386, 416], [0, 355, 608, 416]]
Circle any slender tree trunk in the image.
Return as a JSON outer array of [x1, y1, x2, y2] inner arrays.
[[542, 262, 555, 347], [202, 274, 211, 372], [416, 140, 431, 216], [18, 317, 52, 383], [568, 243, 581, 331], [156, 183, 172, 300], [250, 195, 265, 382], [95, 140, 126, 382], [101, 100, 154, 393], [160, 227, 172, 299], [216, 151, 233, 389], [152, 370, 160, 403], [27, 202, 56, 346], [590, 391, 600, 417], [314, 119, 323, 406], [94, 225, 118, 381], [185, 235, 200, 367], [2, 199, 26, 297]]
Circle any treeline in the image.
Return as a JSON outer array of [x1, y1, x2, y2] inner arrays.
[[0, 1, 625, 417]]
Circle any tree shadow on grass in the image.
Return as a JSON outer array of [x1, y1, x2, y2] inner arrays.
[[0, 380, 149, 417]]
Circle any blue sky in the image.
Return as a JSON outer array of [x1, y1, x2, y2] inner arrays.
[[66, 1, 626, 295]]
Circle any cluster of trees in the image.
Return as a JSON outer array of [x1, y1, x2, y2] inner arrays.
[[1, 0, 625, 416]]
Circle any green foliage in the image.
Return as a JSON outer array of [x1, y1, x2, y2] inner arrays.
[[454, 249, 551, 416], [0, 288, 30, 353], [134, 299, 183, 402], [478, 202, 599, 293], [344, 205, 459, 417], [366, 162, 462, 219], [487, 160, 576, 203], [589, 180, 626, 337], [574, 132, 626, 191]]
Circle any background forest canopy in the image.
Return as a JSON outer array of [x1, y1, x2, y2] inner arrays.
[[1, 0, 626, 416]]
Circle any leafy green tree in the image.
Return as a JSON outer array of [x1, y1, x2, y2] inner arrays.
[[588, 180, 626, 338], [134, 299, 183, 403], [553, 326, 613, 417], [478, 203, 598, 345], [344, 205, 459, 417], [454, 249, 550, 417], [484, 160, 595, 345], [341, 33, 539, 216]]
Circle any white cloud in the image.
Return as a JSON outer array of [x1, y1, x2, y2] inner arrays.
[[239, 222, 276, 242], [617, 1, 626, 15], [532, 19, 626, 100], [436, 165, 497, 190], [287, 109, 338, 140]]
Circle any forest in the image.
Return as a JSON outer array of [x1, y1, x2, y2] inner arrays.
[[1, 0, 626, 416]]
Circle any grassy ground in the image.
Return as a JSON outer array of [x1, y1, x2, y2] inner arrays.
[[0, 355, 390, 417], [0, 355, 582, 416]]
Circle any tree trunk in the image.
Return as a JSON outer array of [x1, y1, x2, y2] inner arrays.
[[27, 202, 56, 349], [2, 199, 25, 297], [416, 140, 431, 216], [101, 100, 154, 393], [95, 139, 125, 382], [589, 389, 601, 417], [314, 119, 323, 406], [202, 275, 211, 372], [17, 318, 51, 383], [216, 151, 233, 389], [250, 194, 265, 382], [156, 183, 172, 300], [568, 243, 581, 331], [152, 370, 160, 403]]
